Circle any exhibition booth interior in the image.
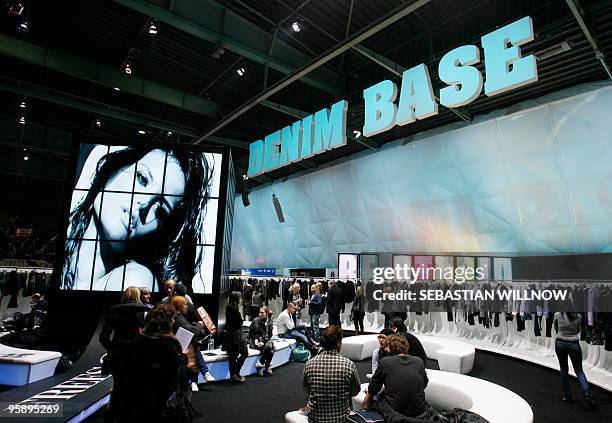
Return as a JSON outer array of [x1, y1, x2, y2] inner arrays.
[[0, 0, 611, 422]]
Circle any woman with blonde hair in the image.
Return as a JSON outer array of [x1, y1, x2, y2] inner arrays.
[[99, 286, 149, 375]]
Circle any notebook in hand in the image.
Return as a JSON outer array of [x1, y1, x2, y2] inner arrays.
[[346, 409, 384, 423]]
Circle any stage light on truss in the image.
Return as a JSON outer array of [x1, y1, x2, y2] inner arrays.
[[236, 67, 245, 76], [18, 115, 26, 125], [291, 21, 301, 32], [95, 118, 102, 127], [8, 2, 25, 16], [124, 63, 132, 75], [138, 129, 146, 135], [16, 17, 28, 33], [166, 131, 173, 137], [353, 130, 361, 138], [19, 99, 26, 108], [148, 19, 158, 35]]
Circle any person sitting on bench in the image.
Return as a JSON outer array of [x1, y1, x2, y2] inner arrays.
[[276, 303, 319, 354]]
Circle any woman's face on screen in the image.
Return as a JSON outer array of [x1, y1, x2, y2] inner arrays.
[[94, 149, 186, 242]]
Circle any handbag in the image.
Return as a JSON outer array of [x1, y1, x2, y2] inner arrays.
[[290, 344, 311, 363], [161, 363, 197, 423]]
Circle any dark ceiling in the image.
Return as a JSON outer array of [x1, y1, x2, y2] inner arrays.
[[0, 0, 610, 195]]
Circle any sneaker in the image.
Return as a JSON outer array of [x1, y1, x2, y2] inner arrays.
[[239, 375, 246, 383], [230, 375, 245, 384], [204, 372, 216, 382], [266, 367, 273, 376], [191, 382, 199, 392], [584, 393, 596, 411], [257, 368, 264, 377]]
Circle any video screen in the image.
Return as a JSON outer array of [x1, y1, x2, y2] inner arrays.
[[60, 144, 223, 294], [493, 257, 512, 280], [413, 255, 434, 280], [338, 253, 358, 280]]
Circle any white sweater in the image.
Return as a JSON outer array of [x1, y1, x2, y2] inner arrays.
[[275, 309, 295, 334]]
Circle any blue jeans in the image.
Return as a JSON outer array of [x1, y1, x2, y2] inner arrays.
[[310, 313, 321, 341], [280, 329, 317, 354], [555, 339, 590, 397]]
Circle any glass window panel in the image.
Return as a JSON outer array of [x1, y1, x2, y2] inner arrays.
[[98, 192, 134, 241]]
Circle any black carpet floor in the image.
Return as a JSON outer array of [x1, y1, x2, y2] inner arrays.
[[87, 349, 612, 422]]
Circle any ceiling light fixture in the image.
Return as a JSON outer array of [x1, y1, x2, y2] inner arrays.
[[113, 87, 120, 91], [236, 67, 245, 76], [211, 45, 225, 59], [536, 41, 572, 62], [8, 2, 25, 16], [16, 17, 28, 34], [23, 153, 29, 161], [166, 131, 173, 137], [353, 130, 362, 138], [138, 130, 146, 135], [291, 21, 301, 32], [19, 99, 26, 108], [18, 115, 26, 125], [123, 63, 132, 75], [95, 118, 102, 127], [148, 19, 158, 35]]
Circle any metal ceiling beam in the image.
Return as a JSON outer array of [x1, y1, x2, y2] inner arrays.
[[350, 134, 381, 150], [111, 0, 343, 96], [0, 34, 218, 118], [564, 0, 612, 79], [0, 79, 199, 136], [194, 0, 433, 144], [260, 100, 310, 119], [352, 45, 472, 122]]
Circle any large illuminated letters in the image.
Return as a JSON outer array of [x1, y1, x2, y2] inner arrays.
[[249, 16, 538, 176]]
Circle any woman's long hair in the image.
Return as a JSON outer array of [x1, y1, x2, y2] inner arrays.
[[61, 146, 213, 291]]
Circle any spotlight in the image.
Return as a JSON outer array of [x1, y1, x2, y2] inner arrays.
[[352, 130, 361, 138], [211, 45, 225, 59], [16, 17, 28, 33], [291, 21, 301, 32], [138, 129, 146, 135], [95, 118, 102, 127], [148, 19, 158, 35], [166, 131, 173, 137], [23, 154, 29, 161], [18, 115, 25, 125], [19, 99, 26, 108], [242, 173, 248, 180], [236, 67, 245, 76], [113, 87, 121, 91], [8, 2, 25, 16], [123, 63, 132, 75]]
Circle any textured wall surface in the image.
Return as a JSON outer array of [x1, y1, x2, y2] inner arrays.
[[231, 83, 612, 269]]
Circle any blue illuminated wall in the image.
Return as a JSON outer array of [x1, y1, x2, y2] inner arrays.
[[231, 83, 612, 269]]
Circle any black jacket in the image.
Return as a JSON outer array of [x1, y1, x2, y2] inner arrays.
[[173, 314, 204, 338], [248, 316, 272, 345], [401, 331, 428, 366], [326, 285, 344, 314], [99, 301, 149, 353], [114, 333, 182, 421]]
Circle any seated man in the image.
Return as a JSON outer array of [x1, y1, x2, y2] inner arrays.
[[372, 328, 393, 374], [276, 303, 319, 354], [362, 334, 430, 420], [302, 325, 361, 423], [248, 306, 275, 376], [389, 317, 428, 366]]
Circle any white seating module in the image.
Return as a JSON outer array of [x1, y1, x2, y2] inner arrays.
[[340, 334, 379, 361], [351, 369, 533, 423], [414, 334, 475, 374], [0, 343, 62, 386], [198, 337, 296, 383]]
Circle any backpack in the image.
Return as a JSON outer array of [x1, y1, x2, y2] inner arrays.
[[290, 344, 311, 363]]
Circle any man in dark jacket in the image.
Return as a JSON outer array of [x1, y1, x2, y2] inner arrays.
[[326, 281, 343, 326], [248, 306, 275, 376], [389, 317, 428, 367]]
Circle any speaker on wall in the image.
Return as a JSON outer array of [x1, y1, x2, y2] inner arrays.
[[242, 191, 250, 207], [272, 193, 285, 223]]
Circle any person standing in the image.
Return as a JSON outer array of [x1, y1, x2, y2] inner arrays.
[[301, 326, 361, 423], [554, 312, 596, 409], [224, 291, 249, 383], [308, 283, 323, 341], [326, 280, 343, 327], [351, 286, 365, 335]]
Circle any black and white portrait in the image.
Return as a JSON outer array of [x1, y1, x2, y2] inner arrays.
[[60, 144, 222, 294]]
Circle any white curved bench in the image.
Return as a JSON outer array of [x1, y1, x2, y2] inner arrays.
[[414, 334, 475, 374], [0, 344, 62, 386], [198, 338, 296, 382], [340, 335, 379, 361], [351, 369, 533, 423]]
